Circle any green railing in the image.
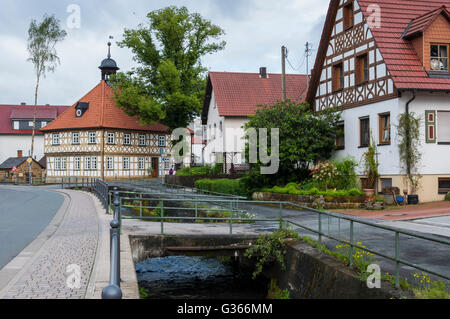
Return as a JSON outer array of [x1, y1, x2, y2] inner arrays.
[[114, 191, 450, 288]]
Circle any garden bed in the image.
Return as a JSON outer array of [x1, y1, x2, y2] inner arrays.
[[252, 192, 366, 209]]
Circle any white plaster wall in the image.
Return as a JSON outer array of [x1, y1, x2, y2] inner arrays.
[[400, 92, 450, 175], [0, 135, 45, 164], [203, 90, 225, 164], [333, 98, 402, 175]]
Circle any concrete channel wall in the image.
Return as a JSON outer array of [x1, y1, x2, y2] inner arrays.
[[128, 234, 411, 299]]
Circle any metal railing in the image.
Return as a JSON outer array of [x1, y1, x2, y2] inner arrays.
[[101, 188, 122, 299], [116, 192, 450, 288]]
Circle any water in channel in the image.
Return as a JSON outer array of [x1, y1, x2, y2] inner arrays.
[[136, 256, 268, 299]]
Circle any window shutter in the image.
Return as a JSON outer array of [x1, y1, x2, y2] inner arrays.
[[426, 110, 436, 143]]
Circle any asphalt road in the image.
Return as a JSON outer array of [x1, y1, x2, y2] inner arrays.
[[0, 185, 64, 270]]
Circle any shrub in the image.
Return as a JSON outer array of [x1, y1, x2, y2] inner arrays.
[[311, 161, 337, 190], [265, 185, 365, 198], [194, 178, 246, 197], [176, 163, 224, 176], [445, 192, 450, 201], [331, 157, 359, 190]]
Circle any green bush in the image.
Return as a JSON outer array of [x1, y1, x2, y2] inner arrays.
[[176, 163, 224, 176], [445, 192, 450, 201], [194, 178, 246, 197], [265, 185, 365, 197]]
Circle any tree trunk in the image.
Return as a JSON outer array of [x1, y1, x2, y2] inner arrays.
[[29, 75, 40, 184]]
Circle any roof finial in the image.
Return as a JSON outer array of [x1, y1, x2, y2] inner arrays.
[[107, 36, 113, 59]]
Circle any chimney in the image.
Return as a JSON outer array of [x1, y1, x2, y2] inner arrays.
[[17, 150, 22, 158], [21, 102, 26, 105], [259, 67, 268, 78]]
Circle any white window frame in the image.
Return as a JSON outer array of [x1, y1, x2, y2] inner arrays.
[[88, 132, 97, 144], [106, 156, 114, 170], [123, 157, 130, 170], [91, 156, 97, 170], [123, 133, 131, 146], [61, 157, 67, 171], [163, 158, 170, 170], [72, 132, 80, 145], [158, 135, 166, 147], [74, 156, 81, 171], [13, 121, 19, 130], [138, 157, 145, 170], [85, 156, 91, 170], [52, 133, 60, 145], [55, 157, 61, 171], [138, 134, 146, 146], [107, 132, 116, 145]]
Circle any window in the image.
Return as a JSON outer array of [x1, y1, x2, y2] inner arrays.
[[88, 132, 97, 144], [426, 110, 437, 143], [332, 63, 344, 91], [163, 158, 170, 170], [379, 113, 391, 145], [41, 121, 47, 128], [55, 158, 61, 171], [343, 2, 354, 30], [28, 121, 34, 127], [360, 117, 370, 147], [380, 178, 393, 191], [91, 157, 97, 170], [52, 133, 60, 146], [336, 122, 345, 150], [430, 44, 449, 72], [106, 157, 114, 171], [138, 157, 145, 170], [138, 134, 146, 146], [219, 121, 223, 137], [13, 121, 19, 130], [123, 133, 131, 146], [123, 157, 130, 170], [437, 111, 450, 144], [107, 132, 116, 145], [61, 157, 67, 171], [85, 156, 91, 170], [158, 135, 166, 147], [356, 54, 369, 84], [72, 132, 80, 145], [74, 157, 81, 171], [439, 178, 450, 194]]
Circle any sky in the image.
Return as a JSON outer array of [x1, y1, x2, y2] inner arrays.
[[0, 0, 329, 106]]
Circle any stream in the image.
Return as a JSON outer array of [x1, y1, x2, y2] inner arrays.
[[136, 256, 268, 299]]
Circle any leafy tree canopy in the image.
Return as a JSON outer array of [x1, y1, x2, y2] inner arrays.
[[242, 100, 342, 189], [110, 6, 226, 130]]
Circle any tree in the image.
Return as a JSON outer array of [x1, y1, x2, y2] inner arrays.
[[242, 100, 341, 191], [110, 6, 226, 130], [27, 14, 67, 182]]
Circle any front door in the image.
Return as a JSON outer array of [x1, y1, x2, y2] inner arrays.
[[151, 158, 159, 178]]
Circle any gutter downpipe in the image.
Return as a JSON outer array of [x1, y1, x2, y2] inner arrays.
[[404, 89, 417, 191]]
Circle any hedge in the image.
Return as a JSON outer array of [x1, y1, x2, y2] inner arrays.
[[263, 184, 365, 197], [195, 178, 246, 197]]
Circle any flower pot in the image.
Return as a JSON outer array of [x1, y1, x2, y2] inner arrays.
[[364, 189, 374, 196], [383, 194, 394, 205], [407, 194, 419, 205]]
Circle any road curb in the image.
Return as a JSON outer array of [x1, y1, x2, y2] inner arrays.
[[0, 190, 71, 298]]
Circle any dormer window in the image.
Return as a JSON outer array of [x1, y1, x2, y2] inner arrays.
[[343, 3, 354, 30], [430, 44, 449, 72], [75, 102, 89, 117]]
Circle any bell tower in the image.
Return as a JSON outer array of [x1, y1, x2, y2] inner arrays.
[[99, 41, 119, 81]]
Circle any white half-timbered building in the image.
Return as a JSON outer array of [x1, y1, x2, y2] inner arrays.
[[41, 47, 171, 182], [307, 0, 450, 202]]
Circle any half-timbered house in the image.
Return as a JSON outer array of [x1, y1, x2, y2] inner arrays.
[[307, 0, 450, 202], [41, 45, 171, 182]]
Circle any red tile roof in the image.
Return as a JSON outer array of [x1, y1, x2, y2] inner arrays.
[[357, 0, 450, 91], [307, 0, 450, 105], [402, 5, 450, 39], [0, 104, 69, 135], [41, 81, 169, 133], [202, 72, 308, 121]]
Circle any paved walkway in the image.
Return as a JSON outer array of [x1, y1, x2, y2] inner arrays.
[[332, 201, 450, 221], [0, 190, 99, 299]]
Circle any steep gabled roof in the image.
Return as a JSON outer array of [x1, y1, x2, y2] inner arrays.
[[41, 81, 168, 133], [0, 157, 43, 170], [307, 0, 450, 106], [202, 71, 308, 123]]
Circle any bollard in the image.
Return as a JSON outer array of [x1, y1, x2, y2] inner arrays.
[[102, 188, 122, 299]]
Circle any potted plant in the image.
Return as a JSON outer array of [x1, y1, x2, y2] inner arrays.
[[408, 176, 421, 205], [361, 139, 379, 196]]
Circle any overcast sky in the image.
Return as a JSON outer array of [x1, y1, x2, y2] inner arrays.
[[0, 0, 329, 106]]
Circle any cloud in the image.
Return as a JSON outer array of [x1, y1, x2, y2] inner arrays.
[[0, 0, 329, 105]]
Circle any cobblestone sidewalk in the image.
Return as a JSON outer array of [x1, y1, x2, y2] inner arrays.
[[2, 190, 99, 299]]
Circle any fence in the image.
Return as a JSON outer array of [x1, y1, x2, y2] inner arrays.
[[116, 192, 450, 289]]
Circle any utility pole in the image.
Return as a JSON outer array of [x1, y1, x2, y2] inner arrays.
[[281, 46, 287, 101], [305, 42, 313, 92]]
